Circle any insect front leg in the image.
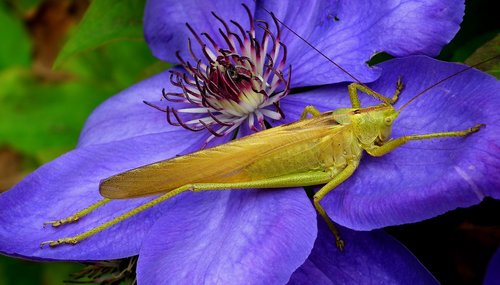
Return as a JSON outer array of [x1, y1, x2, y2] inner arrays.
[[366, 124, 484, 157], [313, 161, 360, 251], [390, 76, 405, 103], [348, 79, 404, 106], [300, 105, 322, 119]]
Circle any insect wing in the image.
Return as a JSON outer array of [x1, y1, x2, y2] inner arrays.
[[100, 114, 340, 199]]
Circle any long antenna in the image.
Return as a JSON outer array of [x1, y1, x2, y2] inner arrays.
[[254, 1, 499, 110], [254, 3, 362, 84], [398, 54, 500, 111]]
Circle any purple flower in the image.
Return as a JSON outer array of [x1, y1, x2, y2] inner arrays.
[[2, 0, 498, 284]]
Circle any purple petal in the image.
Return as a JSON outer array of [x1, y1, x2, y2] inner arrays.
[[288, 222, 438, 284], [256, 0, 463, 86], [378, 1, 464, 57], [144, 0, 254, 63], [78, 66, 233, 150], [0, 130, 209, 260], [484, 247, 500, 285], [304, 55, 499, 230], [145, 0, 463, 86], [78, 70, 176, 147], [136, 188, 317, 285]]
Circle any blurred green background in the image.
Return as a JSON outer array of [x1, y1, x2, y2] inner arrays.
[[0, 0, 498, 284], [0, 0, 163, 284]]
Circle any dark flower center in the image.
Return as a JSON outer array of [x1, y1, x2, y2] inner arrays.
[[147, 4, 291, 145]]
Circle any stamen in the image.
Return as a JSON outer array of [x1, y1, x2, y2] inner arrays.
[[207, 110, 235, 127], [143, 101, 166, 112], [149, 4, 291, 144]]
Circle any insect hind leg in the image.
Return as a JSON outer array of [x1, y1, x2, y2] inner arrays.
[[40, 185, 194, 248], [43, 198, 111, 227], [41, 171, 333, 248]]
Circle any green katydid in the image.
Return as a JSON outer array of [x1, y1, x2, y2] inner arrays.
[[40, 6, 490, 250], [40, 76, 484, 249]]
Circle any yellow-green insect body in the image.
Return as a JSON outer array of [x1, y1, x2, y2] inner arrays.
[[42, 81, 482, 250], [39, 5, 490, 249], [99, 103, 396, 199]]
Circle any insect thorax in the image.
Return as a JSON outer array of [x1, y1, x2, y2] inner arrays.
[[347, 105, 398, 149]]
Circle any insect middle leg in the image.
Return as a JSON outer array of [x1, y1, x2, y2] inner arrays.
[[41, 171, 333, 248], [313, 161, 359, 251], [300, 105, 322, 119]]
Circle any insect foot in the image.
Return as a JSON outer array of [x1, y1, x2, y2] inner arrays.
[[40, 237, 79, 248], [43, 216, 79, 228], [469, 123, 486, 134], [336, 238, 345, 252], [391, 77, 405, 103], [42, 198, 110, 228]]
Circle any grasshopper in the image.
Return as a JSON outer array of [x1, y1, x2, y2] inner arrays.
[[41, 7, 487, 250], [41, 79, 483, 250]]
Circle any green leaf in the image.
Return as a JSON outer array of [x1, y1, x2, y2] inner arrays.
[[12, 0, 42, 13], [54, 0, 146, 68], [0, 3, 31, 69], [42, 262, 85, 285], [61, 40, 162, 90], [0, 38, 163, 164], [465, 34, 500, 78], [0, 255, 43, 285], [0, 255, 83, 285], [0, 68, 108, 162]]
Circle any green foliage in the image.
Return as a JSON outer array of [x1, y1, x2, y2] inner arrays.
[[437, 0, 498, 62], [0, 3, 31, 69], [54, 0, 146, 68], [0, 40, 160, 164], [0, 255, 83, 285], [8, 0, 42, 13], [0, 68, 103, 162], [0, 1, 163, 281], [0, 0, 165, 166], [465, 34, 500, 78]]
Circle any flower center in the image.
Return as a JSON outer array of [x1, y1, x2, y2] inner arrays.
[[148, 4, 290, 145]]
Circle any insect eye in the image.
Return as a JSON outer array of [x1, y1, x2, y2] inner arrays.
[[384, 117, 393, 125]]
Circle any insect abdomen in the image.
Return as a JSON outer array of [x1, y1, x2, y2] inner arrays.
[[243, 126, 363, 179]]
